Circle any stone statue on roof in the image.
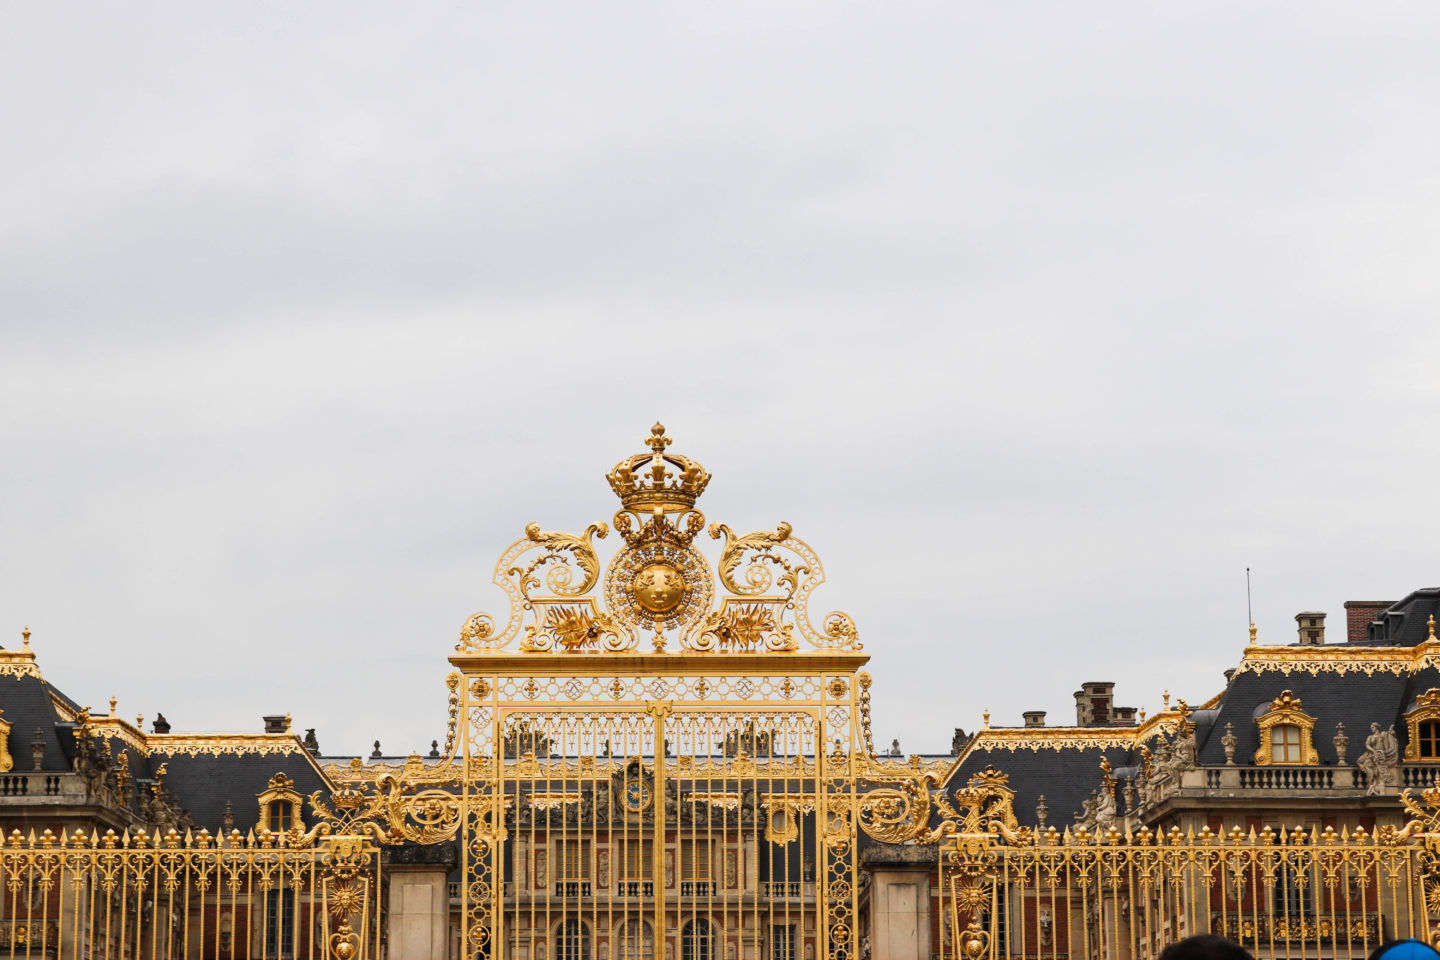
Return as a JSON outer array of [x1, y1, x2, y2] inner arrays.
[[1166, 729, 1197, 778], [1094, 786, 1117, 833], [1358, 722, 1399, 796]]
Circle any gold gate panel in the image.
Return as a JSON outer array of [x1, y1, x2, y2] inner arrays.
[[443, 425, 882, 960]]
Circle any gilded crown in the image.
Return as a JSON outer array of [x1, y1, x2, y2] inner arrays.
[[606, 423, 711, 513]]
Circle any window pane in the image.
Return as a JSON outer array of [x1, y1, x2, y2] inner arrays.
[[619, 921, 653, 960], [682, 841, 711, 880], [560, 920, 591, 960], [683, 920, 711, 960], [622, 841, 652, 879], [558, 841, 591, 879]]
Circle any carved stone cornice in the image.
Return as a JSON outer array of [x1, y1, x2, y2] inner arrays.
[[147, 734, 307, 758], [84, 717, 149, 755], [0, 650, 43, 681], [1233, 642, 1440, 678], [960, 728, 1143, 754]]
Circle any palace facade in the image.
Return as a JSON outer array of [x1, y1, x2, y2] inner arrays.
[[4, 427, 1439, 960]]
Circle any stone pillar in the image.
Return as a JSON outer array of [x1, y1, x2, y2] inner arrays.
[[385, 843, 459, 960], [862, 845, 937, 960]]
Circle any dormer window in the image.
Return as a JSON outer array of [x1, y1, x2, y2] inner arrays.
[[1403, 689, 1440, 762], [1417, 722, 1440, 759], [256, 772, 303, 836], [1253, 691, 1318, 766]]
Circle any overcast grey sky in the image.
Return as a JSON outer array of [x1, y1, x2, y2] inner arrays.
[[3, 3, 1439, 757]]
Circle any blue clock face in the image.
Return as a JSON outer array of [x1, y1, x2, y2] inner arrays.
[[624, 779, 651, 811]]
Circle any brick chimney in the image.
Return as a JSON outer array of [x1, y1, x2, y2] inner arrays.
[[1295, 611, 1326, 645], [1344, 601, 1394, 643], [1074, 682, 1114, 726], [1022, 711, 1046, 728]]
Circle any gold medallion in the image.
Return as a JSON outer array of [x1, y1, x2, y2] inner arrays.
[[632, 564, 685, 613]]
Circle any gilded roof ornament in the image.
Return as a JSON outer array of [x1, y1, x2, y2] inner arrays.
[[1270, 690, 1304, 712]]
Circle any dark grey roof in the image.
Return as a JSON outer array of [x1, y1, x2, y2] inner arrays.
[[1358, 589, 1440, 646], [944, 743, 1136, 828], [0, 673, 75, 772], [1196, 663, 1410, 765], [158, 750, 331, 835]]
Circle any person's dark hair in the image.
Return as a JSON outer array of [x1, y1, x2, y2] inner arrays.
[[1367, 939, 1440, 960], [1157, 935, 1255, 960]]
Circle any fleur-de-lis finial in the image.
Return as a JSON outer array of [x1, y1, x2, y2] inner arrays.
[[647, 422, 672, 453]]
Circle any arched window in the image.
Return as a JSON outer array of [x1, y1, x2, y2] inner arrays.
[[617, 920, 653, 960], [1270, 724, 1303, 763], [558, 920, 590, 960], [682, 919, 712, 960]]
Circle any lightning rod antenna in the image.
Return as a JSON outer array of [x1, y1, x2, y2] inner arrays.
[[1246, 567, 1253, 629]]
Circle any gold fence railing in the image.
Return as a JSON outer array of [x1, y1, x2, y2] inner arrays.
[[928, 768, 1440, 960], [0, 827, 381, 960], [941, 827, 1429, 960]]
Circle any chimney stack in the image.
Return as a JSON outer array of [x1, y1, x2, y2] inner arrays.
[[1112, 705, 1137, 726], [263, 715, 289, 734], [1074, 682, 1114, 726], [1296, 611, 1326, 645], [1344, 601, 1394, 643], [1022, 711, 1046, 728]]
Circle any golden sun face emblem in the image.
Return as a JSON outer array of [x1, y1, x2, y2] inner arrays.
[[631, 563, 685, 614]]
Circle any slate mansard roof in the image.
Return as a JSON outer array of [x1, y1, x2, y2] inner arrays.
[[0, 640, 334, 834], [941, 589, 1440, 830]]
